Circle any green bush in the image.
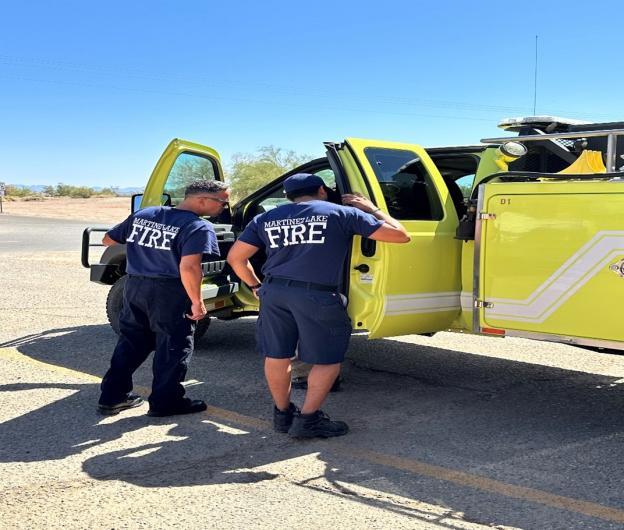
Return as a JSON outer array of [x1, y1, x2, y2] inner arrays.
[[68, 186, 93, 198]]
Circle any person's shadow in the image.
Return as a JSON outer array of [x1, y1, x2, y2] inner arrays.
[[5, 321, 624, 528]]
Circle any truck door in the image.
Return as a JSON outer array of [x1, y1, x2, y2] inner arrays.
[[142, 139, 227, 213], [341, 139, 463, 339], [477, 181, 624, 347]]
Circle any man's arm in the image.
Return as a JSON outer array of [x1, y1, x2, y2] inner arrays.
[[180, 253, 206, 320], [342, 193, 410, 243], [102, 234, 118, 247], [103, 215, 133, 246], [226, 241, 262, 295]]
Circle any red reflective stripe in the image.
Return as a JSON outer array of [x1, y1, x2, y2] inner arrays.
[[482, 327, 505, 336]]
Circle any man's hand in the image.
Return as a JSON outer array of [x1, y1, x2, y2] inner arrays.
[[343, 193, 410, 243], [186, 300, 207, 321], [341, 193, 378, 213]]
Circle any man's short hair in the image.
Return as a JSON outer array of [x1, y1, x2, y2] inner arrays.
[[286, 186, 323, 201], [184, 180, 229, 197]]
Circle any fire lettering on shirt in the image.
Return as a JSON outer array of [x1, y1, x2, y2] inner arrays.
[[126, 218, 180, 250], [263, 217, 328, 248]]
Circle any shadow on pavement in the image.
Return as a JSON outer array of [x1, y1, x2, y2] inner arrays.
[[3, 319, 624, 528]]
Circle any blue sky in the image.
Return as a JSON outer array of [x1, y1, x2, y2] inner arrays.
[[1, 0, 622, 187]]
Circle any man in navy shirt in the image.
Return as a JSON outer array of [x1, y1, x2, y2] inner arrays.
[[97, 179, 229, 417], [227, 173, 410, 438]]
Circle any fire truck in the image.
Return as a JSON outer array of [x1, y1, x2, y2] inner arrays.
[[82, 116, 624, 351]]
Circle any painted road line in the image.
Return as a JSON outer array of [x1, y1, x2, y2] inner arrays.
[[2, 346, 624, 524]]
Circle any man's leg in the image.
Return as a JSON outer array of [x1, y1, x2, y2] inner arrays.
[[149, 324, 194, 410], [264, 357, 292, 411], [256, 284, 299, 432], [291, 355, 342, 392], [300, 363, 341, 414], [99, 278, 154, 412], [290, 354, 311, 388], [288, 290, 351, 438], [147, 280, 205, 416]]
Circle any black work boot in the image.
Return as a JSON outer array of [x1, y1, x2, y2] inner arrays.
[[273, 402, 299, 433], [147, 398, 207, 417], [97, 393, 144, 415], [288, 410, 349, 439]]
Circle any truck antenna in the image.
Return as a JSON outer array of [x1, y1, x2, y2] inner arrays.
[[533, 35, 538, 115]]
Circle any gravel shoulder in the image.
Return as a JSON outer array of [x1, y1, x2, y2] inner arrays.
[[1, 196, 129, 224]]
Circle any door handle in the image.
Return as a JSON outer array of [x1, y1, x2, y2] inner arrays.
[[353, 264, 370, 273]]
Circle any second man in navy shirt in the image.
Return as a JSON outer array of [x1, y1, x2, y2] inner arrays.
[[227, 173, 410, 438]]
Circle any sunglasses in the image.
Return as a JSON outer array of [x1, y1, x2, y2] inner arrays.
[[197, 196, 229, 205]]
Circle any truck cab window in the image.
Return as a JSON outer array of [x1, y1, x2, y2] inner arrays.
[[164, 152, 218, 205], [364, 147, 443, 220]]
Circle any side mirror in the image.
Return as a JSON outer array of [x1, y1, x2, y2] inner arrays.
[[130, 193, 171, 213]]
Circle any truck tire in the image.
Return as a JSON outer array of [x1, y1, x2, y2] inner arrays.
[[106, 275, 127, 336], [106, 275, 212, 343]]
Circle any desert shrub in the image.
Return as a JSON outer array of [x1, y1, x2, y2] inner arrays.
[[68, 186, 93, 198], [4, 185, 33, 198]]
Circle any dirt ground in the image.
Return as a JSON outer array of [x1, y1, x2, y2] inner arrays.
[[1, 197, 130, 224]]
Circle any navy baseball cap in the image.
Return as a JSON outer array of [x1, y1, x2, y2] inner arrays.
[[283, 173, 325, 194]]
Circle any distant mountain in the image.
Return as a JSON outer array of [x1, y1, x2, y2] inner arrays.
[[115, 187, 144, 196]]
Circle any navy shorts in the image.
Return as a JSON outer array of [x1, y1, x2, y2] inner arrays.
[[256, 282, 352, 364]]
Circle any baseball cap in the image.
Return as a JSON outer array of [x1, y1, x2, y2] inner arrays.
[[283, 173, 325, 194]]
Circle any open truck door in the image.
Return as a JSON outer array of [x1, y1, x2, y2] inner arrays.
[[338, 139, 463, 338], [475, 180, 624, 348], [141, 139, 226, 212]]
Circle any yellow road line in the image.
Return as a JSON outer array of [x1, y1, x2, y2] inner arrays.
[[330, 445, 624, 524], [0, 347, 101, 383], [2, 346, 624, 524]]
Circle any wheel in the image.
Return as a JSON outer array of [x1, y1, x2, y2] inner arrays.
[[106, 275, 127, 335], [106, 275, 212, 342]]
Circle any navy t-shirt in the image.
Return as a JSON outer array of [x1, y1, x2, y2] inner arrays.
[[238, 200, 383, 285], [107, 206, 219, 278]]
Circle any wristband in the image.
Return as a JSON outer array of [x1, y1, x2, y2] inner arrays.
[[371, 208, 381, 213], [247, 283, 262, 290]]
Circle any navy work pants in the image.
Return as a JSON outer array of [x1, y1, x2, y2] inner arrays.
[[99, 275, 195, 410]]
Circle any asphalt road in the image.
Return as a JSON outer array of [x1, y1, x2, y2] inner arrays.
[[2, 214, 624, 529], [0, 214, 111, 252]]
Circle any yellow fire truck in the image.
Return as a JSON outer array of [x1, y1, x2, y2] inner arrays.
[[82, 116, 624, 351]]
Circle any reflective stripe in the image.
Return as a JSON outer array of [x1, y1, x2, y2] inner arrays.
[[384, 292, 460, 316], [486, 231, 624, 323]]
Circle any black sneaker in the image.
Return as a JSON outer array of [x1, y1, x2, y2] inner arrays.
[[98, 393, 144, 415], [288, 410, 349, 439], [273, 402, 299, 433], [291, 376, 343, 392], [147, 398, 207, 417]]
